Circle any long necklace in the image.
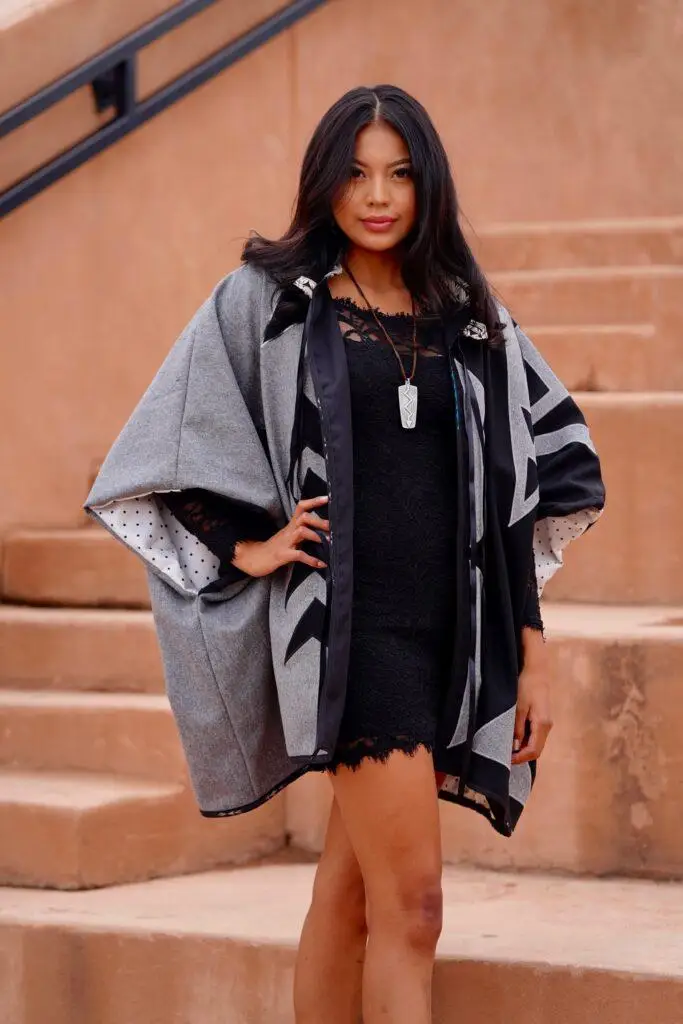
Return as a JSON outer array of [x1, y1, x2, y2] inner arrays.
[[343, 262, 420, 430]]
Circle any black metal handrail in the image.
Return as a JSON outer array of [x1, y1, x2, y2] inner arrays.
[[0, 0, 327, 218]]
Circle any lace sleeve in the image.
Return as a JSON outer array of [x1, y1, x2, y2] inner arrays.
[[522, 556, 545, 637], [160, 489, 277, 584]]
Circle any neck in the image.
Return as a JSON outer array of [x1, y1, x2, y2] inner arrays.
[[342, 245, 405, 295]]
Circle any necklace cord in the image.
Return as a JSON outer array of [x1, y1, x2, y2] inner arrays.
[[342, 262, 418, 383]]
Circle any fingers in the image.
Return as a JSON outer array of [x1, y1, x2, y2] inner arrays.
[[513, 702, 528, 756], [292, 524, 326, 545], [511, 712, 553, 765], [511, 718, 537, 765], [291, 547, 327, 569], [286, 493, 331, 573], [296, 494, 329, 514], [298, 511, 330, 531]]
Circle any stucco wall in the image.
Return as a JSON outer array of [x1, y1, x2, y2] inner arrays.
[[1, 0, 682, 532]]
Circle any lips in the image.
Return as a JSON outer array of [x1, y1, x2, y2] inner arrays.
[[361, 217, 397, 233]]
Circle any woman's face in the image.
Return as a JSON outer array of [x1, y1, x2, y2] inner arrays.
[[332, 120, 416, 254]]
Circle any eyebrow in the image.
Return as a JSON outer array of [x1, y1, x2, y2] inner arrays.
[[352, 158, 411, 168]]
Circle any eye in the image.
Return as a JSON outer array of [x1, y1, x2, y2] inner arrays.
[[393, 165, 412, 179], [349, 166, 365, 179]]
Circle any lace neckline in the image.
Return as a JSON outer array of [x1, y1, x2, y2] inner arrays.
[[331, 294, 439, 323]]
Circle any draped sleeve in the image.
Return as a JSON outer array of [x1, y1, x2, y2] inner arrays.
[[514, 322, 606, 598], [82, 263, 285, 599]]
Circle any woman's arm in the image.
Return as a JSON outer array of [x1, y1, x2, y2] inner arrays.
[[514, 559, 552, 763], [160, 488, 278, 584]]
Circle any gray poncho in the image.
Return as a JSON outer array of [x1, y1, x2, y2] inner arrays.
[[85, 261, 605, 836]]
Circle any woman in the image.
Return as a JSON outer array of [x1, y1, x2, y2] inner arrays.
[[85, 85, 605, 1023]]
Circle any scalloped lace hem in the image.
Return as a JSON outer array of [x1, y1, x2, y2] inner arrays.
[[312, 734, 435, 773]]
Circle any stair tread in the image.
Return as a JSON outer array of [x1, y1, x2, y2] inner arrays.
[[0, 689, 167, 710], [527, 322, 655, 335], [6, 527, 122, 543], [479, 215, 683, 235], [493, 264, 683, 282], [0, 768, 182, 810], [2, 862, 683, 977], [541, 602, 683, 639], [0, 605, 152, 625], [568, 391, 683, 405]]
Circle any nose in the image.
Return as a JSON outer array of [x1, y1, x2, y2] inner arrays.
[[367, 173, 389, 206]]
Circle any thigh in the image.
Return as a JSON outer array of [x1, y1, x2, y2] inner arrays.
[[328, 747, 443, 910]]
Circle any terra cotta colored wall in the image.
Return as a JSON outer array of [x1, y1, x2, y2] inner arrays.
[[1, 0, 681, 532]]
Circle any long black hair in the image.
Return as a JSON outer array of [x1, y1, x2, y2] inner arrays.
[[242, 84, 503, 343]]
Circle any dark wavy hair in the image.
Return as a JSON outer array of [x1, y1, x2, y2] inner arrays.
[[242, 83, 503, 343]]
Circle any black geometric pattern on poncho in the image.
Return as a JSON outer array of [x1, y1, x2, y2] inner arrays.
[[284, 596, 326, 663], [285, 466, 328, 607]]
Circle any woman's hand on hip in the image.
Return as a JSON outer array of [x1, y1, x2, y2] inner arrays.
[[231, 495, 330, 578], [511, 626, 553, 765]]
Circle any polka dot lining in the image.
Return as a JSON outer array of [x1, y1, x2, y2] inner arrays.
[[92, 494, 221, 594], [533, 508, 601, 597]]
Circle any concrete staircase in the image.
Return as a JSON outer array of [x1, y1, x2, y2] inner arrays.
[[0, 567, 285, 891], [2, 216, 683, 1022], [4, 860, 683, 1024]]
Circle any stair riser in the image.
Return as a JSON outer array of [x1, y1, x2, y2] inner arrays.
[[287, 634, 683, 878], [0, 611, 161, 691], [0, 703, 183, 782], [4, 924, 680, 1024], [474, 224, 683, 271], [2, 530, 149, 609], [545, 397, 683, 604], [0, 791, 285, 890], [492, 270, 682, 334], [528, 329, 682, 392]]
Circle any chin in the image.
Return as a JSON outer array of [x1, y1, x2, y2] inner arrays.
[[352, 230, 405, 253]]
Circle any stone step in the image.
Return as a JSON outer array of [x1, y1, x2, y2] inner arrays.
[[472, 215, 683, 271], [545, 392, 683, 605], [285, 602, 683, 880], [0, 770, 284, 890], [528, 323, 663, 392], [0, 606, 161, 692], [0, 690, 183, 782], [3, 862, 683, 1023], [492, 265, 680, 325], [2, 528, 149, 608], [490, 267, 682, 379]]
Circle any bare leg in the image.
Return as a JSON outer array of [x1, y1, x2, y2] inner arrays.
[[294, 795, 367, 1023], [330, 747, 443, 1024]]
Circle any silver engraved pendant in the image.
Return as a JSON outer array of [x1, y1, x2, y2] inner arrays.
[[398, 379, 418, 429]]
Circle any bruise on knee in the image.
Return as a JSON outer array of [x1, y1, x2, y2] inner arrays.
[[367, 876, 443, 951]]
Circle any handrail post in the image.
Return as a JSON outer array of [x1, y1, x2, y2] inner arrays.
[[91, 59, 137, 118]]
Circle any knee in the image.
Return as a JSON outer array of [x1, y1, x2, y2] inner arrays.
[[311, 854, 367, 935], [370, 873, 443, 954]]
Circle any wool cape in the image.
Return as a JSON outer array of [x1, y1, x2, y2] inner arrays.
[[85, 260, 605, 837]]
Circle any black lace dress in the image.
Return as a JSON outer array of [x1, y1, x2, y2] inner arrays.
[[318, 297, 462, 769], [161, 296, 543, 773]]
